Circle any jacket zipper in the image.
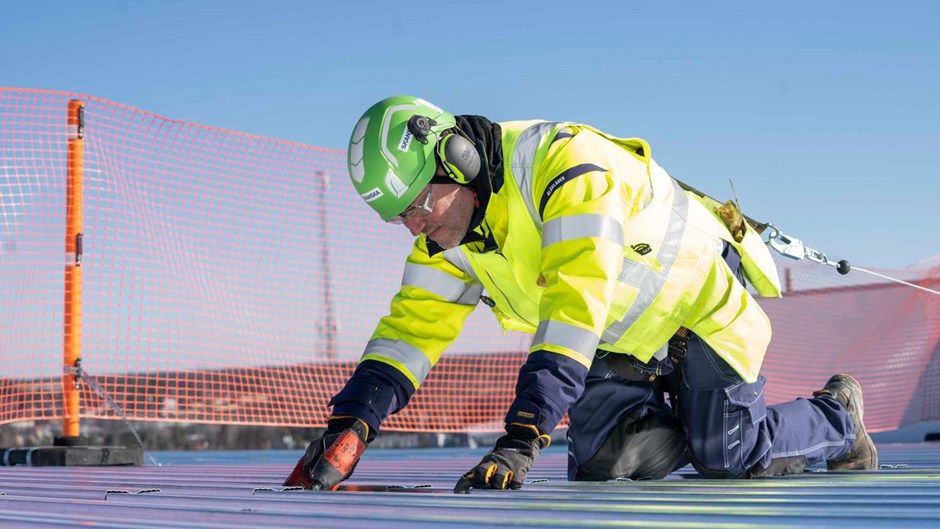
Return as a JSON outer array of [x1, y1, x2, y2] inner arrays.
[[483, 269, 536, 328]]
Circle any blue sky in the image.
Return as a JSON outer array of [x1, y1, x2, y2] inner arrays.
[[2, 0, 938, 269]]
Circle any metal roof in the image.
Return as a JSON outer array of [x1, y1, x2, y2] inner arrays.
[[2, 443, 939, 528]]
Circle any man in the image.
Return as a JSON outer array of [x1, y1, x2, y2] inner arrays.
[[285, 96, 877, 492]]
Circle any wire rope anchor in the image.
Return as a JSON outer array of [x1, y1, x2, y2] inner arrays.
[[62, 361, 160, 467], [765, 224, 852, 275]]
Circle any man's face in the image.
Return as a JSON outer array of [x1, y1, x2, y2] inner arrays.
[[401, 183, 475, 249]]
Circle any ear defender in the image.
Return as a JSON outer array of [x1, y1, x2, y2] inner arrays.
[[437, 133, 482, 184]]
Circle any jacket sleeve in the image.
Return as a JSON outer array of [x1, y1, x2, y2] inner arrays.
[[506, 127, 647, 434], [330, 235, 482, 433]]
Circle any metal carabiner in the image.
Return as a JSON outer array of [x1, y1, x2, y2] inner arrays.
[[765, 224, 806, 261], [764, 224, 852, 275]]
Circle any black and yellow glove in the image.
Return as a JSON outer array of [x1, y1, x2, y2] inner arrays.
[[453, 423, 550, 493], [283, 416, 370, 491]]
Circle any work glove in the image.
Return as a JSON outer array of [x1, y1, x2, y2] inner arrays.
[[453, 423, 550, 493], [283, 416, 370, 491]]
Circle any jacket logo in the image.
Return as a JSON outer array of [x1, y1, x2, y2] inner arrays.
[[516, 411, 536, 419], [631, 243, 652, 256]]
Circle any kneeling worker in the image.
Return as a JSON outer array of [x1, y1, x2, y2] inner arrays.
[[285, 96, 877, 492]]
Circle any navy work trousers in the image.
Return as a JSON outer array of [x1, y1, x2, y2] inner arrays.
[[567, 244, 858, 478]]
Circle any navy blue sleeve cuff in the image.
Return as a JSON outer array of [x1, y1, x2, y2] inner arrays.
[[505, 350, 589, 434], [328, 360, 416, 434]]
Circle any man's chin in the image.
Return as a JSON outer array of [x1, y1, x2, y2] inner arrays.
[[430, 237, 458, 249], [429, 229, 466, 249]]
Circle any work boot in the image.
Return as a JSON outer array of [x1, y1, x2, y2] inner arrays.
[[812, 374, 878, 471]]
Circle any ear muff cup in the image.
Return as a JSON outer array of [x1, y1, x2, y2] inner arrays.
[[437, 133, 482, 184]]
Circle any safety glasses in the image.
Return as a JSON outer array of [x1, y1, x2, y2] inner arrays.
[[388, 184, 435, 225]]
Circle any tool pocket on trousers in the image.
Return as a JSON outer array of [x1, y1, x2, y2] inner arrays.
[[721, 375, 767, 471]]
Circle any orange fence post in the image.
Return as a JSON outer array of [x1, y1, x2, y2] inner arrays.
[[63, 99, 84, 440]]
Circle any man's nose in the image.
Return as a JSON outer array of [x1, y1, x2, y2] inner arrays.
[[404, 216, 426, 237]]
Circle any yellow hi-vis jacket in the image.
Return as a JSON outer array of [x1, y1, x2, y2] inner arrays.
[[360, 120, 781, 399]]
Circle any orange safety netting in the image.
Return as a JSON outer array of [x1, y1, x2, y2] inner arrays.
[[1, 87, 939, 433]]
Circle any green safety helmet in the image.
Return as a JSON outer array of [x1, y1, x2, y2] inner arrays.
[[347, 96, 457, 222]]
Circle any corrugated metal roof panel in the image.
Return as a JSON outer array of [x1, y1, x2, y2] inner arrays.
[[1, 443, 939, 528]]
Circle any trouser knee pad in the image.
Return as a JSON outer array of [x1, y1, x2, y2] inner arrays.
[[573, 412, 688, 481]]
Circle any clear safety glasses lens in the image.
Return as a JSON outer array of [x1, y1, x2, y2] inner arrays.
[[387, 185, 434, 225]]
